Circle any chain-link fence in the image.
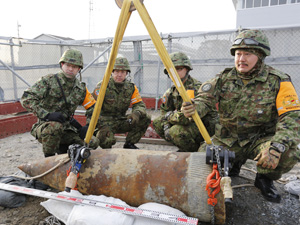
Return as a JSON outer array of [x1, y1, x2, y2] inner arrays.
[[1, 26, 300, 106]]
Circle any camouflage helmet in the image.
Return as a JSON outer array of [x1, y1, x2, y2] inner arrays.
[[113, 57, 131, 72], [164, 52, 193, 74], [230, 29, 270, 56], [59, 49, 83, 68]]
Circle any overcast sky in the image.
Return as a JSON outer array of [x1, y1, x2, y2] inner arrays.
[[0, 0, 237, 40]]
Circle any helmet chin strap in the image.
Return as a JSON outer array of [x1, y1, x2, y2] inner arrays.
[[180, 72, 190, 84], [79, 70, 82, 82]]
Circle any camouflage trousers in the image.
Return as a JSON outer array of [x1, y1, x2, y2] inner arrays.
[[153, 116, 204, 152], [199, 135, 300, 180], [96, 114, 151, 149], [31, 121, 99, 156]]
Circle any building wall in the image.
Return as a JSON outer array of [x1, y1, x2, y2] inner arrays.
[[236, 3, 300, 28]]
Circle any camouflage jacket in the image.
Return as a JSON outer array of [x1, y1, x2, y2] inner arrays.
[[92, 77, 147, 119], [195, 65, 300, 149], [159, 75, 206, 125], [160, 75, 201, 114], [21, 71, 94, 126]]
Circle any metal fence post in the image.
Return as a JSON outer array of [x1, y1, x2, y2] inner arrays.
[[133, 41, 143, 91], [155, 58, 162, 111], [167, 35, 172, 89], [9, 38, 18, 101]]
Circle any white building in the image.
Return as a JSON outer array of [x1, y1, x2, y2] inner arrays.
[[232, 0, 300, 28]]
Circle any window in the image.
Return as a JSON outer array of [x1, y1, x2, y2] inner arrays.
[[254, 0, 262, 7], [241, 0, 246, 8], [246, 0, 254, 7], [241, 0, 296, 8], [262, 0, 269, 6]]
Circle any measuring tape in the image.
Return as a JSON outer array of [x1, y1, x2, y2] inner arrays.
[[0, 183, 198, 225]]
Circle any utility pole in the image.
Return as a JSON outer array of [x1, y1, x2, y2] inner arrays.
[[17, 21, 21, 38], [89, 0, 93, 39]]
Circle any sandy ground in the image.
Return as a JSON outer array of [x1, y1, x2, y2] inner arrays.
[[0, 132, 299, 225]]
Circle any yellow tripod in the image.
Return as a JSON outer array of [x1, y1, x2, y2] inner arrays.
[[84, 0, 212, 146]]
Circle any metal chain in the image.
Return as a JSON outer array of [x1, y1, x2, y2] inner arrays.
[[214, 146, 223, 176], [210, 145, 223, 225], [70, 146, 75, 168], [210, 205, 215, 225]]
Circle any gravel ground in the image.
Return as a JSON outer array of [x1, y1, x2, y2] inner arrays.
[[0, 132, 299, 225]]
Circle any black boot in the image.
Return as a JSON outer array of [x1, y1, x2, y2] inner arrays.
[[254, 173, 281, 203], [58, 144, 69, 154], [229, 161, 243, 177], [123, 142, 139, 149], [44, 153, 55, 158], [229, 159, 247, 177]]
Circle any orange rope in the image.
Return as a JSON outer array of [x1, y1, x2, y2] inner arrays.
[[206, 164, 221, 206]]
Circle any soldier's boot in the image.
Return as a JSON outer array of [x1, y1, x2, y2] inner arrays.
[[123, 142, 139, 149], [229, 160, 246, 177], [43, 145, 57, 158], [44, 153, 55, 158], [57, 144, 69, 154], [254, 173, 281, 203]]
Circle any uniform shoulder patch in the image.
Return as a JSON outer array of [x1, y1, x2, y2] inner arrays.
[[162, 94, 167, 104], [201, 83, 212, 92], [94, 89, 100, 96]]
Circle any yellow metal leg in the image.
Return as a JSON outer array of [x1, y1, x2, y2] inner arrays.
[[133, 0, 212, 144], [85, 0, 212, 145], [84, 0, 132, 145]]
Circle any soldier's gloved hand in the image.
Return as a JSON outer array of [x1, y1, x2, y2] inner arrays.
[[163, 124, 172, 141], [181, 101, 195, 118], [79, 125, 89, 140], [164, 111, 174, 122], [44, 112, 66, 123], [96, 126, 111, 143], [254, 141, 282, 169], [127, 111, 141, 126]]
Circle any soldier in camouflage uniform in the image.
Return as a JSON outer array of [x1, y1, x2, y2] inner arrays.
[[153, 52, 218, 152], [21, 49, 99, 157], [182, 30, 300, 203], [92, 57, 151, 149]]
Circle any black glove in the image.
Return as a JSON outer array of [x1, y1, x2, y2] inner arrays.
[[44, 112, 66, 123], [79, 125, 89, 140], [70, 118, 83, 130]]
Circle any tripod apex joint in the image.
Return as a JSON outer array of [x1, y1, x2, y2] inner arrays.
[[115, 0, 144, 12]]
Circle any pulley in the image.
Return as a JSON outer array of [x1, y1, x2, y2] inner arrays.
[[115, 0, 144, 11]]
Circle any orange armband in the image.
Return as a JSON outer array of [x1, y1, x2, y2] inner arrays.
[[276, 81, 300, 116], [82, 87, 96, 109], [131, 85, 143, 105]]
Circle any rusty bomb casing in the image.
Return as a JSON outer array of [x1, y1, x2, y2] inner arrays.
[[19, 148, 225, 224]]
